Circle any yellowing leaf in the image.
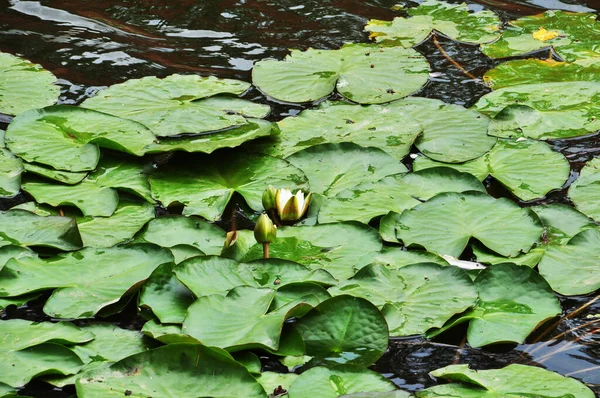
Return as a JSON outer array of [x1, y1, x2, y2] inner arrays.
[[533, 27, 560, 41]]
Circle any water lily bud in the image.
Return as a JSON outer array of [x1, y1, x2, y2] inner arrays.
[[276, 188, 312, 222], [254, 213, 277, 244], [262, 185, 278, 211]]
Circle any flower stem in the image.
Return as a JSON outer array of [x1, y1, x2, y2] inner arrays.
[[263, 242, 270, 259]]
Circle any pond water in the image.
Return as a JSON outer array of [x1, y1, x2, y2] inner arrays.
[[1, 0, 600, 396]]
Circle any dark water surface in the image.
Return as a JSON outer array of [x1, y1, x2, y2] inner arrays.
[[1, 0, 600, 396]]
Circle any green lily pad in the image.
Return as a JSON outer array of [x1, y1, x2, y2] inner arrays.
[[472, 82, 600, 140], [0, 293, 41, 312], [319, 168, 484, 224], [538, 228, 600, 295], [146, 118, 278, 154], [141, 319, 200, 345], [569, 157, 600, 221], [0, 245, 173, 318], [22, 162, 86, 185], [75, 344, 267, 397], [365, 0, 501, 47], [366, 247, 449, 268], [149, 153, 308, 220], [134, 215, 226, 255], [257, 372, 299, 396], [428, 263, 561, 347], [0, 209, 82, 250], [5, 105, 157, 171], [22, 179, 119, 217], [389, 97, 495, 163], [413, 155, 489, 181], [252, 43, 429, 104], [242, 222, 383, 280], [294, 295, 388, 366], [342, 392, 411, 398], [0, 52, 59, 116], [251, 102, 422, 160], [77, 200, 155, 248], [286, 143, 407, 197], [288, 366, 397, 398], [481, 10, 600, 62], [182, 286, 315, 351], [82, 74, 268, 137], [86, 157, 153, 202], [395, 192, 543, 257], [1, 319, 94, 350], [0, 148, 22, 198], [329, 264, 477, 336], [484, 58, 600, 89], [418, 364, 595, 397]]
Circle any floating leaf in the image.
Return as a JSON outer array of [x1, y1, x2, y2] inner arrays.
[[288, 366, 397, 398], [413, 155, 489, 181], [86, 157, 153, 202], [252, 43, 429, 104], [294, 295, 388, 366], [251, 102, 422, 160], [257, 372, 299, 396], [365, 0, 501, 47], [395, 192, 542, 257], [569, 157, 600, 221], [75, 344, 267, 397], [242, 222, 382, 281], [0, 148, 22, 198], [22, 162, 86, 185], [419, 364, 595, 397], [319, 168, 484, 224], [429, 263, 561, 347], [329, 264, 476, 336], [0, 52, 59, 116], [149, 153, 308, 220], [5, 106, 157, 171], [366, 247, 449, 268], [82, 74, 268, 137], [0, 245, 173, 318], [473, 82, 600, 140], [481, 10, 600, 62], [286, 143, 407, 197]]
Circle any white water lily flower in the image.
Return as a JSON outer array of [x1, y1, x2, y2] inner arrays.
[[276, 188, 312, 222]]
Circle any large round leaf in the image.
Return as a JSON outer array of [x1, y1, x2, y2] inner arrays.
[[395, 192, 543, 257], [242, 222, 382, 281], [0, 52, 59, 116], [419, 364, 595, 397], [252, 102, 422, 160], [294, 295, 388, 366], [472, 82, 600, 140], [365, 0, 501, 47], [319, 168, 484, 224], [366, 247, 449, 269], [86, 157, 153, 203], [81, 74, 268, 137], [252, 43, 429, 104], [75, 344, 267, 397], [288, 366, 397, 398], [22, 162, 86, 185], [286, 143, 407, 197], [481, 10, 600, 62], [328, 264, 477, 336], [413, 155, 489, 181], [0, 245, 173, 318], [0, 148, 22, 198], [5, 106, 157, 171], [149, 153, 307, 220], [569, 157, 600, 221]]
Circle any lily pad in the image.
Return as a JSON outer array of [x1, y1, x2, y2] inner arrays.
[[86, 157, 153, 202], [75, 344, 267, 397], [0, 52, 59, 116], [22, 162, 86, 185], [481, 10, 600, 62], [294, 295, 388, 366], [253, 102, 421, 160], [413, 155, 489, 181], [365, 247, 449, 268], [5, 105, 157, 171], [242, 222, 383, 280], [0, 148, 22, 198], [569, 157, 600, 221], [319, 168, 484, 224], [252, 43, 429, 104], [0, 245, 173, 318], [286, 143, 407, 197], [82, 74, 268, 137], [472, 82, 600, 140], [418, 364, 595, 397], [365, 0, 501, 47], [429, 263, 561, 347], [329, 264, 477, 336], [395, 192, 543, 257], [149, 153, 308, 220], [0, 209, 82, 250], [288, 366, 397, 398]]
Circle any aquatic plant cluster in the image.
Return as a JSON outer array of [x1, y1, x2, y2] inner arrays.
[[0, 0, 599, 396]]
